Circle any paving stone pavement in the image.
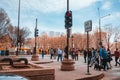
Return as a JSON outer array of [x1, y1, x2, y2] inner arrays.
[[18, 55, 120, 80]]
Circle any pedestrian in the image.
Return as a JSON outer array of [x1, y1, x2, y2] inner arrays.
[[49, 48, 54, 59], [74, 48, 79, 61], [41, 50, 45, 59], [92, 48, 96, 58], [69, 48, 74, 59], [114, 48, 120, 66], [5, 48, 9, 56], [99, 46, 108, 71], [89, 49, 100, 68], [53, 48, 57, 59], [88, 48, 92, 64], [83, 49, 87, 63], [57, 48, 63, 62], [89, 48, 96, 66], [107, 48, 113, 69]]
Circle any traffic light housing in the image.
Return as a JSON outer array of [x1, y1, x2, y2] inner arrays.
[[35, 28, 39, 37], [65, 10, 72, 29]]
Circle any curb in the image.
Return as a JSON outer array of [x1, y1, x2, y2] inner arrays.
[[76, 73, 104, 80], [31, 61, 53, 64]]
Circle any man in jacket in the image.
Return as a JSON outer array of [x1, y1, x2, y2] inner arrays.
[[114, 48, 120, 66]]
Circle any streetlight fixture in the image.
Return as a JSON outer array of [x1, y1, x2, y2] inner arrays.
[[98, 8, 111, 46]]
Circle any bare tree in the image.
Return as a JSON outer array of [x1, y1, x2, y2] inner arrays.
[[7, 24, 17, 46], [103, 25, 114, 49], [0, 8, 10, 37], [113, 26, 120, 48], [7, 25, 31, 46], [114, 26, 120, 40]]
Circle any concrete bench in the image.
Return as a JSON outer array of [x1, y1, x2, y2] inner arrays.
[[0, 57, 28, 66]]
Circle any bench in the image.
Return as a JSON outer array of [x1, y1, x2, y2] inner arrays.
[[0, 57, 28, 66]]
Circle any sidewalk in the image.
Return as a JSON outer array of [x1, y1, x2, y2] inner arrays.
[[29, 56, 104, 80], [19, 55, 120, 80]]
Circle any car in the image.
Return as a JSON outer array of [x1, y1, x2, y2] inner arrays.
[[0, 73, 28, 80]]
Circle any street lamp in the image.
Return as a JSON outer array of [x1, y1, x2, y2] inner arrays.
[[16, 0, 21, 56], [98, 8, 110, 46]]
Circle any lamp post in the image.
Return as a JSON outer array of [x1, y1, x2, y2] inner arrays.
[[16, 0, 21, 56], [98, 8, 110, 46]]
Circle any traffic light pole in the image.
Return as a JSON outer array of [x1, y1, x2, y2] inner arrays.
[[61, 0, 75, 71], [67, 0, 69, 11], [66, 0, 69, 59], [31, 18, 39, 61], [34, 19, 37, 55]]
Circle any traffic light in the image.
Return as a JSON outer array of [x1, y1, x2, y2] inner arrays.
[[65, 10, 72, 29], [35, 28, 39, 37]]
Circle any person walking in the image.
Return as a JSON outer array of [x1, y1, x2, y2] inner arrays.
[[5, 48, 9, 56], [83, 49, 87, 63], [88, 48, 92, 65], [99, 46, 108, 71], [107, 48, 113, 69], [75, 48, 79, 61], [41, 50, 45, 59], [70, 48, 74, 60], [49, 48, 54, 59], [114, 48, 120, 66], [57, 48, 63, 62]]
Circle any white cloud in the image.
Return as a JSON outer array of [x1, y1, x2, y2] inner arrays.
[[102, 1, 111, 10], [18, 0, 98, 13], [116, 12, 120, 17], [70, 0, 97, 11], [20, 0, 66, 13]]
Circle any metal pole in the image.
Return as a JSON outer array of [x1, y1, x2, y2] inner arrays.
[[66, 0, 70, 59], [34, 18, 37, 55], [98, 8, 102, 46], [67, 0, 69, 11], [86, 31, 90, 75], [72, 35, 74, 49], [66, 29, 70, 59], [16, 0, 20, 56]]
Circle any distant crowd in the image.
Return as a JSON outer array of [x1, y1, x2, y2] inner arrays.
[[0, 45, 120, 71]]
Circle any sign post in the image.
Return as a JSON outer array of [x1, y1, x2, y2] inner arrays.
[[84, 20, 92, 75]]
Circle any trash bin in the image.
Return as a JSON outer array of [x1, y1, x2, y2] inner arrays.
[[0, 73, 28, 80]]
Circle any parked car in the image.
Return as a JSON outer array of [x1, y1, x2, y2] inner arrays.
[[0, 73, 28, 80]]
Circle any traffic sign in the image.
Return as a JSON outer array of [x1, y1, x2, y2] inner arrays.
[[84, 20, 92, 32]]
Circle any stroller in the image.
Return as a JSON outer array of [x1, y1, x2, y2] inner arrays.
[[89, 53, 104, 71], [94, 58, 104, 71]]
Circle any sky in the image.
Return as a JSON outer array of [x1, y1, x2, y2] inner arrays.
[[0, 0, 120, 37]]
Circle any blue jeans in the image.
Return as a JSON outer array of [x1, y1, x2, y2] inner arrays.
[[57, 54, 62, 62]]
